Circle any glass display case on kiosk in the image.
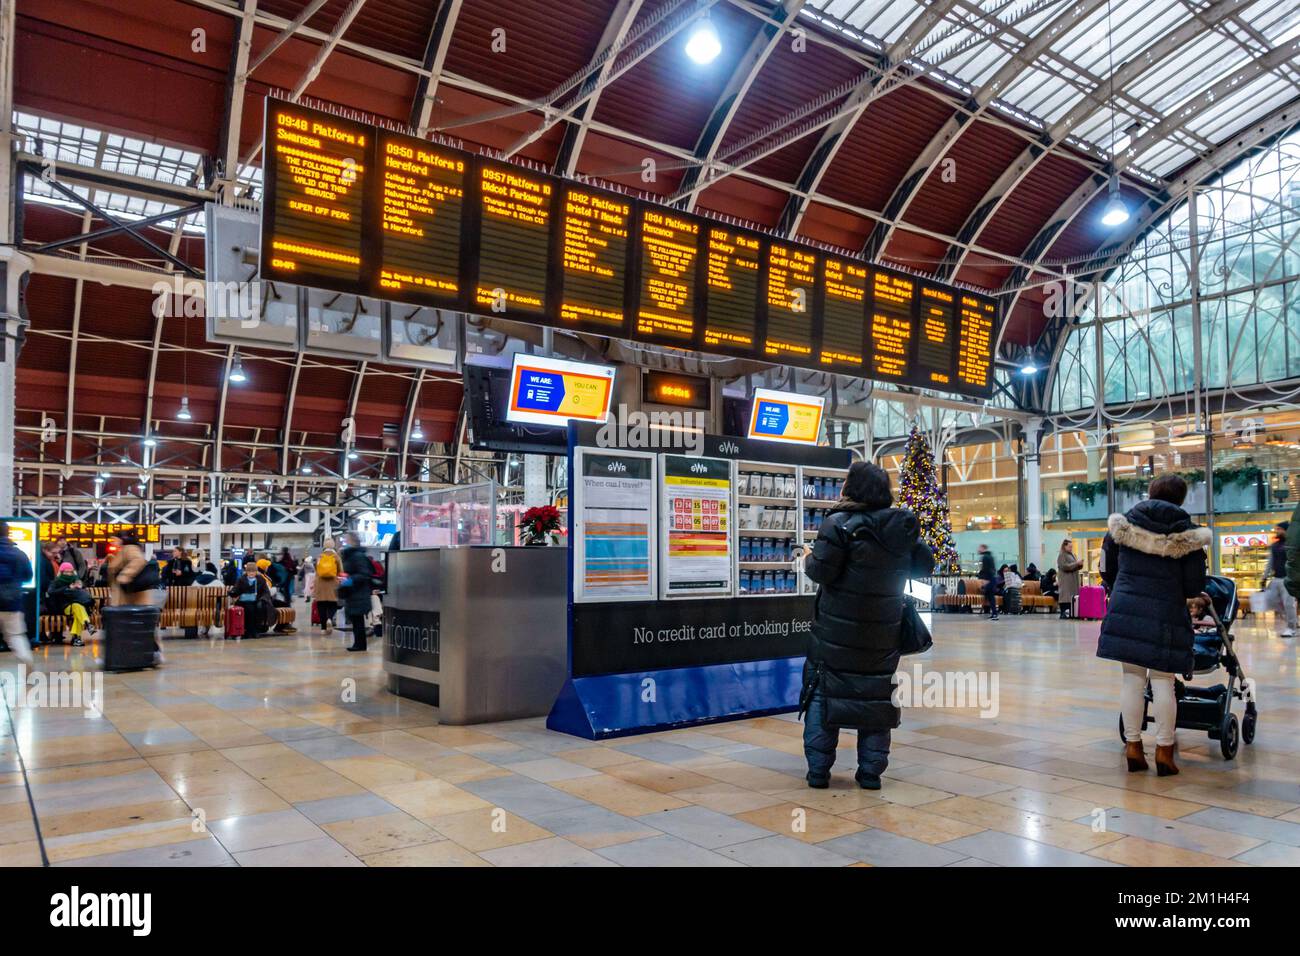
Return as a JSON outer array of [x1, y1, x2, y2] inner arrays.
[[399, 481, 498, 548]]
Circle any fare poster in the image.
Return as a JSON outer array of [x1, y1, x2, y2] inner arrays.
[[575, 451, 656, 603], [660, 455, 732, 598]]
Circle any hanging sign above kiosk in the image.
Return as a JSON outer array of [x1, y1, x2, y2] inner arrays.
[[747, 388, 826, 445], [505, 354, 616, 427]]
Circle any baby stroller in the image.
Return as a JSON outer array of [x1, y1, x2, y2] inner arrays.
[[1117, 575, 1257, 760]]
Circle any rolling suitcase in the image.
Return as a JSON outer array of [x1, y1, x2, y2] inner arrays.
[[1076, 585, 1108, 620], [101, 605, 160, 671], [225, 604, 245, 639]]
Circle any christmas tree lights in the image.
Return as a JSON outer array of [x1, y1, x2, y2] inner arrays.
[[898, 426, 960, 573]]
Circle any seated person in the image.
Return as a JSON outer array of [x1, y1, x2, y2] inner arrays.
[[46, 562, 93, 646], [1040, 567, 1059, 599], [229, 561, 273, 636], [1189, 593, 1217, 630]]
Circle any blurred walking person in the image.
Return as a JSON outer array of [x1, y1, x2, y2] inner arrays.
[[0, 521, 35, 665]]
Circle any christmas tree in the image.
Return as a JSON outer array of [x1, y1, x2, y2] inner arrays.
[[897, 426, 960, 573]]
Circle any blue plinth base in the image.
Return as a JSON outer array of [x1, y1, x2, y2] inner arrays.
[[546, 656, 805, 740]]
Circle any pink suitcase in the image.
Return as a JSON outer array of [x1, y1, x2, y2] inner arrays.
[[1076, 585, 1108, 620]]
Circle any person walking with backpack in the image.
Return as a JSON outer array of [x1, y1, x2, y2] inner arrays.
[[799, 462, 933, 791], [313, 539, 341, 634], [0, 521, 35, 665], [339, 532, 374, 652]]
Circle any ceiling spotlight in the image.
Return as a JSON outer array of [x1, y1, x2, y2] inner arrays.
[[347, 449, 358, 460], [411, 419, 425, 441], [142, 433, 158, 448], [685, 13, 722, 64], [1101, 177, 1129, 227], [229, 352, 247, 383], [1019, 362, 1039, 375], [177, 396, 192, 421], [301, 465, 313, 474], [99, 470, 111, 479]]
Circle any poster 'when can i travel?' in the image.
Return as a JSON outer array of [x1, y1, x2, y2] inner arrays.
[[577, 451, 656, 602], [660, 454, 732, 597]]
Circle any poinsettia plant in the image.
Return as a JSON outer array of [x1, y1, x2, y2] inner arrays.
[[520, 505, 562, 544]]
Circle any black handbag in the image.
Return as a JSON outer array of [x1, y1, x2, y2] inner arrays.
[[122, 560, 160, 593], [898, 594, 933, 656]]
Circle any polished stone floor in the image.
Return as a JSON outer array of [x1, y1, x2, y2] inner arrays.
[[2, 608, 1298, 867]]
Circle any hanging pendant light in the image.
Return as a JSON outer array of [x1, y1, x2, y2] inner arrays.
[[229, 352, 247, 383], [685, 9, 722, 64], [411, 419, 425, 441], [177, 395, 193, 420]]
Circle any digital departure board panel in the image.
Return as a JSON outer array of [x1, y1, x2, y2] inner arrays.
[[559, 184, 631, 332], [819, 255, 867, 368], [764, 243, 816, 361], [635, 208, 700, 345], [260, 99, 1000, 398], [703, 226, 761, 353]]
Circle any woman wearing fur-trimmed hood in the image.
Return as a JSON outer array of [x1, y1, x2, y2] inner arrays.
[[1098, 473, 1210, 778]]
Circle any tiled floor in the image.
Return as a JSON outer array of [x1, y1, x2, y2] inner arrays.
[[2, 609, 1298, 867]]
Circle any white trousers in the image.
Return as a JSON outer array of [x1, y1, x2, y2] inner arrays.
[[0, 610, 32, 665], [1121, 663, 1176, 747]]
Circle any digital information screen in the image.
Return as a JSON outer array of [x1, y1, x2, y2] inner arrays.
[[957, 294, 996, 392], [260, 99, 999, 398], [376, 132, 465, 304], [559, 185, 630, 333], [506, 354, 616, 427], [642, 369, 711, 410], [703, 226, 761, 352], [764, 243, 816, 360], [636, 208, 699, 345], [476, 163, 552, 316], [747, 388, 826, 445], [261, 105, 369, 291], [916, 284, 956, 388], [820, 255, 867, 368], [870, 270, 914, 383]]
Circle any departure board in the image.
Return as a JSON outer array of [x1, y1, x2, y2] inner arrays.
[[261, 105, 369, 290], [636, 208, 699, 345], [475, 161, 552, 316], [916, 284, 955, 388], [764, 243, 816, 360], [559, 185, 631, 332], [957, 294, 996, 391], [703, 226, 761, 352], [820, 255, 867, 368], [375, 132, 465, 304], [260, 99, 1001, 398], [870, 270, 914, 383]]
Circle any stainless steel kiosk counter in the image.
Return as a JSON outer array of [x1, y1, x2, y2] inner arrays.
[[382, 546, 568, 724]]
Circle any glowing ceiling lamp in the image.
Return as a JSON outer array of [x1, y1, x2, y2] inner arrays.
[[228, 352, 247, 383], [685, 12, 722, 64], [177, 396, 192, 421], [1101, 180, 1130, 227]]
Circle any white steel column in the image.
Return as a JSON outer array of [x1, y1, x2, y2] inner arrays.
[[0, 0, 22, 516], [208, 474, 224, 571], [1023, 417, 1044, 572]]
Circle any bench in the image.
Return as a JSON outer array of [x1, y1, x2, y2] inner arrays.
[[159, 585, 228, 634], [934, 577, 1000, 611], [1020, 580, 1058, 612], [38, 586, 111, 639]]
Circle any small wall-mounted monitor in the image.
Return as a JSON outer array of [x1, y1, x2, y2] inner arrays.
[[746, 388, 826, 445], [506, 354, 616, 428]]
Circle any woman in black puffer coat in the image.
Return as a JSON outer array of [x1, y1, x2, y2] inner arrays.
[[1098, 473, 1209, 777], [339, 532, 374, 652], [800, 462, 933, 790]]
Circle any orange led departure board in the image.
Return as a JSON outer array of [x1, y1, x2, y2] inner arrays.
[[475, 162, 552, 315], [262, 106, 368, 288], [635, 208, 699, 344], [703, 226, 761, 352], [260, 99, 1000, 398], [376, 133, 465, 304], [870, 271, 913, 382], [957, 295, 996, 390], [764, 244, 816, 359], [820, 256, 867, 367], [916, 284, 955, 387], [559, 185, 630, 332]]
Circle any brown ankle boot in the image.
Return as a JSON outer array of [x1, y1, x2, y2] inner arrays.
[[1124, 741, 1148, 772], [1155, 744, 1178, 776]]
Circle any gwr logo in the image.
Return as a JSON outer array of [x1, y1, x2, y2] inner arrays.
[[717, 441, 739, 455], [690, 462, 708, 474], [606, 461, 627, 473]]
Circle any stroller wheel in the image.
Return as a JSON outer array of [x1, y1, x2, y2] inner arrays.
[[1242, 709, 1257, 745], [1219, 712, 1240, 760]]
